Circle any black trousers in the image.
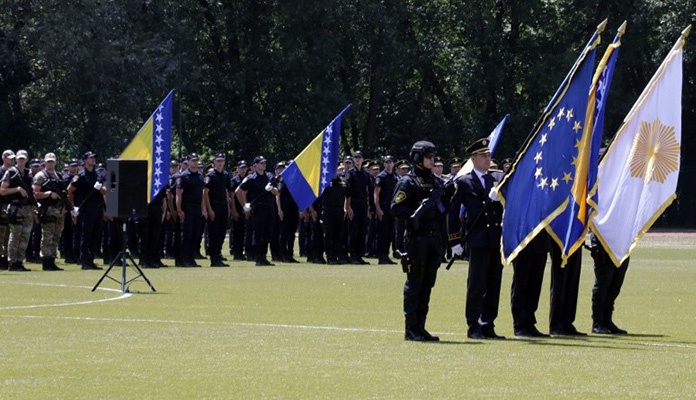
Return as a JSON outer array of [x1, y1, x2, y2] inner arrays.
[[550, 247, 582, 330], [466, 246, 503, 328], [139, 207, 163, 264], [77, 204, 103, 265], [207, 202, 228, 258], [592, 256, 629, 325], [279, 207, 299, 259], [322, 208, 345, 260], [349, 204, 368, 260], [229, 209, 245, 257], [252, 205, 274, 261], [376, 211, 395, 258], [511, 245, 547, 330], [403, 234, 443, 331], [182, 208, 203, 263]]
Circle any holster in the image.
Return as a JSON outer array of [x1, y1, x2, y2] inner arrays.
[[6, 204, 21, 224]]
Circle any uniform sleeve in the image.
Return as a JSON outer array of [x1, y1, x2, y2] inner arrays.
[[447, 178, 466, 245], [390, 177, 414, 220], [33, 171, 47, 186]]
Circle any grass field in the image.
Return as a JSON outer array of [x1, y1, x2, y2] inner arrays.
[[1, 233, 695, 399]]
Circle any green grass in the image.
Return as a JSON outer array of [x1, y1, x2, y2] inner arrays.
[[1, 234, 695, 399]]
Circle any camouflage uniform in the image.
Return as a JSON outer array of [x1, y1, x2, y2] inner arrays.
[[1, 164, 35, 270], [34, 167, 66, 270]]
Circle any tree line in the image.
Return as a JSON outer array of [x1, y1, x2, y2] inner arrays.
[[1, 0, 693, 165]]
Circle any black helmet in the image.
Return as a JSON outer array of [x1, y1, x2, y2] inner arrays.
[[409, 140, 437, 164]]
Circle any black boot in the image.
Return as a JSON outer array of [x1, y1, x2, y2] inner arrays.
[[48, 257, 64, 271], [9, 261, 30, 272]]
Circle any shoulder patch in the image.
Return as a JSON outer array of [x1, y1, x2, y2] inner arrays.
[[394, 190, 407, 204]]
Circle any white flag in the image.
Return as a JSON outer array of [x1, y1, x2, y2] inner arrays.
[[591, 32, 685, 266]]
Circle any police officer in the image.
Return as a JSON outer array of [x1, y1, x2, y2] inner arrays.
[[229, 160, 250, 260], [162, 159, 180, 260], [0, 150, 16, 270], [276, 161, 300, 263], [0, 150, 36, 271], [447, 157, 463, 178], [167, 158, 186, 264], [373, 155, 397, 265], [235, 156, 278, 266], [60, 159, 78, 264], [203, 153, 231, 267], [449, 138, 505, 340], [589, 231, 629, 334], [392, 141, 450, 342], [32, 152, 66, 271], [175, 153, 205, 267], [321, 163, 351, 264], [67, 151, 106, 270], [344, 150, 373, 264]]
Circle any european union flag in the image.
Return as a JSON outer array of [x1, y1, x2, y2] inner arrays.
[[548, 34, 621, 263], [281, 105, 351, 211], [120, 90, 174, 203], [498, 35, 599, 264]]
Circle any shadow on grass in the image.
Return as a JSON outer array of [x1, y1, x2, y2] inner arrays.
[[435, 340, 485, 345]]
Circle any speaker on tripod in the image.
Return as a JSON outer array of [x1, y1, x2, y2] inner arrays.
[[93, 159, 155, 293]]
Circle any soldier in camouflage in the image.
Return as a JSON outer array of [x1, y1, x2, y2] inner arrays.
[[0, 150, 36, 271], [32, 153, 66, 271]]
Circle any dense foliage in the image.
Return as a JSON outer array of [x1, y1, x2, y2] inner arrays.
[[0, 0, 693, 165]]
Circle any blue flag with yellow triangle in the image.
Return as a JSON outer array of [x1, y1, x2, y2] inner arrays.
[[281, 105, 351, 210], [120, 90, 174, 203]]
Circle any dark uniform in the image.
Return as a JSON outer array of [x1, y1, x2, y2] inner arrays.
[[238, 157, 278, 266], [139, 188, 166, 268], [60, 161, 78, 264], [277, 172, 300, 263], [589, 232, 629, 334], [166, 163, 184, 264], [374, 157, 398, 264], [549, 245, 585, 335], [204, 155, 231, 266], [345, 151, 373, 264], [229, 162, 249, 260], [511, 230, 551, 337], [68, 152, 105, 270], [176, 157, 205, 267], [392, 141, 450, 342], [320, 170, 350, 264], [449, 138, 505, 339]]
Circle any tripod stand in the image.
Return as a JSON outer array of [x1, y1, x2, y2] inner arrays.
[[92, 219, 156, 293]]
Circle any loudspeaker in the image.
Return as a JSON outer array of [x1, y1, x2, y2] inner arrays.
[[105, 159, 148, 218]]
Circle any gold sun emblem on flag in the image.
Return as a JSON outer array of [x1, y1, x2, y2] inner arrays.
[[628, 119, 680, 184]]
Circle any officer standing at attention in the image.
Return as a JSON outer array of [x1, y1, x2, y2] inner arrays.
[[276, 161, 300, 263], [0, 150, 36, 271], [235, 156, 278, 266], [32, 152, 67, 271], [0, 150, 16, 270], [175, 153, 205, 267], [373, 155, 397, 265], [392, 141, 451, 342], [203, 153, 231, 267], [67, 151, 106, 270], [320, 164, 351, 264], [449, 138, 505, 340], [60, 159, 78, 264], [344, 150, 373, 264], [229, 160, 250, 260]]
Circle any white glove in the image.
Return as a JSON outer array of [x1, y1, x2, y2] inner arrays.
[[243, 203, 252, 212], [71, 207, 80, 217], [489, 187, 499, 202], [265, 183, 273, 192], [94, 181, 103, 191], [451, 244, 464, 256]]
